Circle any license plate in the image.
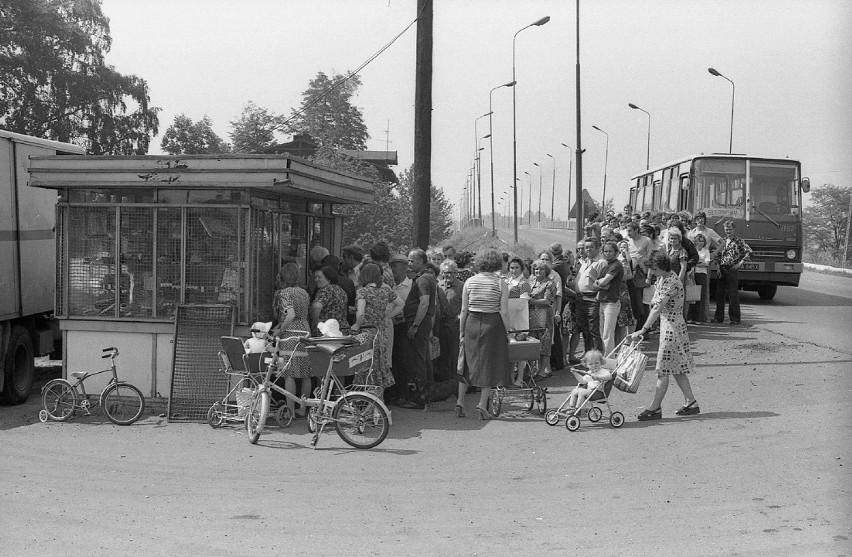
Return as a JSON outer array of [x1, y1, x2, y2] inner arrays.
[[741, 262, 764, 271]]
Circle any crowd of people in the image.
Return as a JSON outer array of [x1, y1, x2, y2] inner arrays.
[[264, 204, 752, 422]]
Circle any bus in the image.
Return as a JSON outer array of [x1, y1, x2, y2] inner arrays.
[[628, 154, 810, 300]]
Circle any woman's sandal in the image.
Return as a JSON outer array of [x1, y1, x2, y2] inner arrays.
[[475, 405, 493, 420], [455, 404, 466, 418], [637, 408, 662, 421], [675, 400, 700, 416]]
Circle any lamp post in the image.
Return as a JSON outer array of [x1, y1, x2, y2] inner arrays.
[[628, 103, 650, 170], [512, 15, 550, 243], [591, 125, 608, 212], [561, 143, 573, 228], [488, 81, 515, 235], [546, 153, 555, 222], [474, 112, 491, 225], [533, 162, 543, 227], [523, 171, 531, 225], [475, 143, 487, 225], [708, 67, 735, 153]]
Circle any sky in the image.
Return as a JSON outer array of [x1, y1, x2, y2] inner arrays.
[[99, 0, 851, 220]]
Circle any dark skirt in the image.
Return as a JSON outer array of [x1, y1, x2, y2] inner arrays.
[[461, 312, 512, 388]]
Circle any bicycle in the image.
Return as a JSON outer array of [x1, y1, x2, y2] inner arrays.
[[39, 347, 146, 426], [246, 334, 391, 449]]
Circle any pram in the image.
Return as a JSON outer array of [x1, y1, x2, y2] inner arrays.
[[207, 336, 293, 429], [488, 329, 547, 417], [545, 336, 647, 431]]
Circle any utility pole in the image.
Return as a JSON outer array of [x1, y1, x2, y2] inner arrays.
[[413, 0, 432, 249], [845, 170, 852, 261]]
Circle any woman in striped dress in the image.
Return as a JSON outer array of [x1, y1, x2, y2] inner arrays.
[[455, 248, 511, 419]]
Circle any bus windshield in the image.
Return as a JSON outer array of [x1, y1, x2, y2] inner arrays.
[[694, 159, 746, 220], [750, 161, 800, 218]]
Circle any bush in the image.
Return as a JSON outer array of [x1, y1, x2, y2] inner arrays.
[[440, 226, 539, 261], [803, 250, 852, 270]]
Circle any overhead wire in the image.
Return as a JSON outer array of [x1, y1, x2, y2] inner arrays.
[[279, 3, 426, 130]]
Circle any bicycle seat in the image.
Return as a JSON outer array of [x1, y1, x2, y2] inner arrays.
[[70, 371, 88, 379]]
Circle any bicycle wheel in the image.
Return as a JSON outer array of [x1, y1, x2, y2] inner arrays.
[[42, 379, 77, 422], [207, 402, 224, 428], [333, 394, 389, 449], [245, 390, 270, 444], [102, 383, 145, 425]]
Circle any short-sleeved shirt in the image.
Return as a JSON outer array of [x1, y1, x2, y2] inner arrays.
[[597, 259, 624, 303], [403, 270, 437, 323]]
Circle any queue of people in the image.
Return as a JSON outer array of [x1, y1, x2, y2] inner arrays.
[[261, 207, 748, 422]]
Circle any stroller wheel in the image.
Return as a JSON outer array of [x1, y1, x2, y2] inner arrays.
[[566, 415, 581, 431], [544, 409, 560, 426], [207, 402, 224, 428], [275, 405, 293, 428], [488, 393, 502, 417], [588, 406, 602, 423], [610, 411, 625, 428]]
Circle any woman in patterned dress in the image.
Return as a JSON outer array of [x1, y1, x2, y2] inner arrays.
[[505, 257, 531, 299], [349, 263, 403, 399], [269, 262, 312, 417], [527, 260, 557, 378], [629, 251, 699, 420], [310, 266, 349, 336]]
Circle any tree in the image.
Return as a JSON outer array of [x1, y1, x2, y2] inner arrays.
[[285, 71, 368, 150], [0, 0, 159, 153], [228, 101, 281, 153], [803, 184, 851, 259], [336, 165, 454, 252], [161, 114, 229, 155]]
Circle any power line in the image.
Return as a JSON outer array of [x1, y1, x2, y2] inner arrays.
[[279, 10, 422, 130]]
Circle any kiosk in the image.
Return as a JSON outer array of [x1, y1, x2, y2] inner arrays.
[[28, 154, 374, 400]]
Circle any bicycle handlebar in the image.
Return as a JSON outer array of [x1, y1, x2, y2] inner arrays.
[[101, 347, 119, 359]]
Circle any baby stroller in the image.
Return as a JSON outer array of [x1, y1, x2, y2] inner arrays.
[[545, 336, 647, 431]]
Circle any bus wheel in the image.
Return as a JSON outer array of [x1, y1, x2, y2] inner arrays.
[[757, 285, 777, 300]]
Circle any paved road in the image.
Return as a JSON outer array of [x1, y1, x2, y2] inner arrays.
[[1, 266, 850, 555]]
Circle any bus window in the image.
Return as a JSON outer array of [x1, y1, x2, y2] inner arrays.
[[652, 180, 662, 210], [695, 158, 746, 219], [643, 180, 654, 211], [750, 161, 799, 217]]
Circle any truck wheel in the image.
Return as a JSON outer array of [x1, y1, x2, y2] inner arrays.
[[757, 285, 777, 300], [1, 325, 35, 405]]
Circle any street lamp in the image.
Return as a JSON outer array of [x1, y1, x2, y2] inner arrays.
[[489, 81, 515, 235], [533, 162, 543, 227], [708, 67, 735, 153], [512, 15, 550, 243], [474, 112, 492, 225], [475, 142, 488, 225], [628, 103, 650, 170], [546, 153, 555, 222], [591, 125, 609, 212], [560, 143, 573, 228], [523, 171, 531, 225]]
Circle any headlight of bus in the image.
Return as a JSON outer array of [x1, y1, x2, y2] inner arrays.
[[786, 250, 796, 260]]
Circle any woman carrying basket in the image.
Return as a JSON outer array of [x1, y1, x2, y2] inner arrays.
[[628, 251, 700, 420]]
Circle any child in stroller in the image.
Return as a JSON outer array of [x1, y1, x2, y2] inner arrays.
[[565, 349, 615, 415]]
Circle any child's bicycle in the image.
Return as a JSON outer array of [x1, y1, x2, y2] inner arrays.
[[39, 347, 146, 425], [246, 334, 391, 449]]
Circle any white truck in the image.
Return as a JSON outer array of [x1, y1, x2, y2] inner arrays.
[[0, 130, 84, 404]]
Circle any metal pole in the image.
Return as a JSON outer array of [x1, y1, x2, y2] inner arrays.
[[574, 0, 584, 245], [537, 163, 543, 226], [513, 16, 550, 244], [547, 153, 555, 222], [592, 125, 608, 215], [561, 143, 572, 230], [709, 68, 735, 153]]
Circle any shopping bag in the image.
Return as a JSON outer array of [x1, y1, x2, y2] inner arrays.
[[507, 297, 530, 334], [684, 271, 701, 302]]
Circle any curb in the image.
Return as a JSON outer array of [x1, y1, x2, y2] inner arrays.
[[803, 262, 852, 277]]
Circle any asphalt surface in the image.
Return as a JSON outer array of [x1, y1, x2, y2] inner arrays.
[[1, 270, 850, 555]]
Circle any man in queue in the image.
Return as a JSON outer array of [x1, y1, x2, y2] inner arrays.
[[398, 248, 437, 408], [575, 238, 607, 352], [713, 220, 752, 326]]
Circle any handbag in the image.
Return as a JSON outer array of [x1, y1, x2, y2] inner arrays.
[[684, 271, 701, 303], [429, 334, 441, 360]]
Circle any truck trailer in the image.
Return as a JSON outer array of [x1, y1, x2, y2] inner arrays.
[[0, 130, 84, 404]]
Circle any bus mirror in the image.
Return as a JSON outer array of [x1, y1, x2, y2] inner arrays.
[[801, 178, 810, 193], [681, 178, 690, 190]]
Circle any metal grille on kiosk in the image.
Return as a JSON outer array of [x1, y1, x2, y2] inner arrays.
[[168, 304, 235, 422]]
